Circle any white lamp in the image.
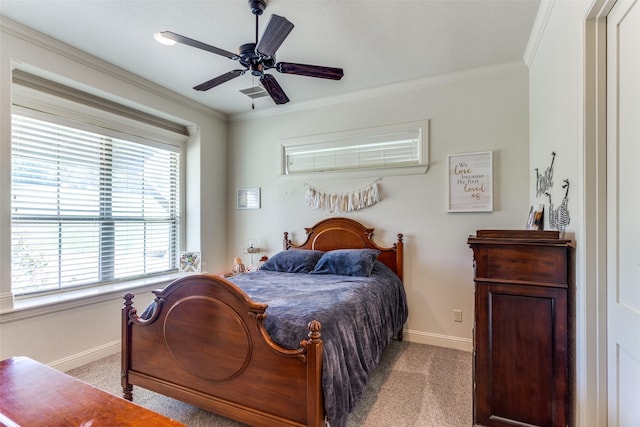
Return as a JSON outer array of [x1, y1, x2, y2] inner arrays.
[[242, 239, 260, 271]]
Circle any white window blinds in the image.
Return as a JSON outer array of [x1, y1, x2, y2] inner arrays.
[[11, 114, 181, 295], [281, 121, 429, 176]]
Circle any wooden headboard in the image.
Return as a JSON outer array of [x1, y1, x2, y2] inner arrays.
[[283, 217, 404, 281]]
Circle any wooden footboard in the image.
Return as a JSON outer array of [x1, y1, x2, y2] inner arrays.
[[122, 274, 324, 427]]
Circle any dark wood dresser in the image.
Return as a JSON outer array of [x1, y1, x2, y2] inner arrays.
[[468, 230, 574, 427]]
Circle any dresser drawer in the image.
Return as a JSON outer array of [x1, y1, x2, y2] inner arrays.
[[479, 244, 569, 285]]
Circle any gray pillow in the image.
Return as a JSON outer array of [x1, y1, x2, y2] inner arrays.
[[260, 250, 325, 273], [310, 248, 381, 277]]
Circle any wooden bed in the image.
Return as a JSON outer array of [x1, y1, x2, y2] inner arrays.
[[121, 217, 404, 427]]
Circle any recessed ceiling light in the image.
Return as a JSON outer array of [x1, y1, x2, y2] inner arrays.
[[154, 32, 176, 46]]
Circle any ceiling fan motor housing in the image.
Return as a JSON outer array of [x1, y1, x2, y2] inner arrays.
[[238, 43, 258, 61], [238, 42, 276, 76]]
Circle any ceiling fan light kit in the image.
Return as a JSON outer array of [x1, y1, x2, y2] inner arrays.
[[156, 0, 343, 106], [153, 32, 176, 46]]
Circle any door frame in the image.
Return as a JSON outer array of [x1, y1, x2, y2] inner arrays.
[[584, 0, 616, 425]]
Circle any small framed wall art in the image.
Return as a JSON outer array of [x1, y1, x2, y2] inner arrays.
[[237, 187, 261, 209], [448, 151, 493, 212]]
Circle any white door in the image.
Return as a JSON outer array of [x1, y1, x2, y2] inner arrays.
[[607, 1, 640, 425]]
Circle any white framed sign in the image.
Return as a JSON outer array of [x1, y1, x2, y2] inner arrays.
[[448, 151, 493, 212]]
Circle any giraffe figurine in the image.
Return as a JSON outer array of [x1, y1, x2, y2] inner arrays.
[[546, 179, 570, 237], [556, 179, 571, 235], [536, 151, 556, 197], [545, 191, 557, 231]]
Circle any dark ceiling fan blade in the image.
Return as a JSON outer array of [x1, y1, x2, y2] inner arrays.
[[160, 31, 238, 60], [255, 15, 294, 57], [276, 62, 344, 80], [260, 74, 290, 104], [193, 69, 245, 91]]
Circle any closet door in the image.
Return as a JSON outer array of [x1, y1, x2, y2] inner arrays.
[[606, 1, 640, 425]]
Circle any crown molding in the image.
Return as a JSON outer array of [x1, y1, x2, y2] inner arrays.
[[1, 14, 531, 125], [0, 16, 227, 121], [523, 0, 556, 68], [230, 60, 528, 122]]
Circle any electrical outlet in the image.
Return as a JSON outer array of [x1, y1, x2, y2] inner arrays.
[[454, 309, 462, 322]]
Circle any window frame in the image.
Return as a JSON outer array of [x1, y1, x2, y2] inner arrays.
[[10, 77, 187, 301], [279, 120, 430, 178]]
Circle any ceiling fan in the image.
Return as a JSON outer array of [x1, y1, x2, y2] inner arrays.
[[158, 0, 344, 106]]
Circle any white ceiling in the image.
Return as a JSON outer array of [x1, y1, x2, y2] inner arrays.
[[0, 0, 541, 116]]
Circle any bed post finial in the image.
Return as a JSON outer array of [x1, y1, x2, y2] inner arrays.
[[307, 320, 322, 342], [283, 231, 290, 250], [397, 233, 404, 243], [123, 293, 136, 324]]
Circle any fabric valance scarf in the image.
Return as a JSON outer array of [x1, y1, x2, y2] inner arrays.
[[304, 180, 382, 213]]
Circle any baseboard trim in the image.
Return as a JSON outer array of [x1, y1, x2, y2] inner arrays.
[[50, 330, 471, 372], [404, 329, 472, 352], [50, 340, 120, 372]]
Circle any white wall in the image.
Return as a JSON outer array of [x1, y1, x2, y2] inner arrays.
[[227, 63, 530, 349], [527, 1, 601, 425], [0, 17, 228, 368]]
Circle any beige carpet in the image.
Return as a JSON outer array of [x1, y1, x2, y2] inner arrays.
[[68, 341, 471, 426]]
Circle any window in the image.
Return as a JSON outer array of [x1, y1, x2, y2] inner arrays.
[[281, 121, 429, 176], [11, 72, 184, 296]]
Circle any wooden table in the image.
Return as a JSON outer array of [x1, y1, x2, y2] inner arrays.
[[0, 356, 185, 426]]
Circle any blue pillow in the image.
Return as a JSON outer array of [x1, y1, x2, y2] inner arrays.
[[310, 249, 381, 277], [260, 250, 325, 273]]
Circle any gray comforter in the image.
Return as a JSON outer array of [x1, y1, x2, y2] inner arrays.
[[227, 261, 408, 427], [142, 261, 407, 427]]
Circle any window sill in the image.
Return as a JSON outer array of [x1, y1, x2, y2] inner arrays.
[[0, 272, 194, 324], [278, 164, 429, 181]]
